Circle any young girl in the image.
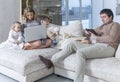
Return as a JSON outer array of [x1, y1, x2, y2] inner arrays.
[[22, 7, 52, 50], [41, 16, 60, 47], [0, 21, 23, 49]]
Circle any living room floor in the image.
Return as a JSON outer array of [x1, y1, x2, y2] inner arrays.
[[0, 73, 73, 82]]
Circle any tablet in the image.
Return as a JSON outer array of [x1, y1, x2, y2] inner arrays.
[[86, 29, 98, 35]]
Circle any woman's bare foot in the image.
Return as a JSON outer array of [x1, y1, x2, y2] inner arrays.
[[25, 42, 31, 46], [39, 55, 53, 69]]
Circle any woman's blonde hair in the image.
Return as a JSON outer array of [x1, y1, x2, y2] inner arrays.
[[11, 21, 21, 31], [23, 7, 37, 23]]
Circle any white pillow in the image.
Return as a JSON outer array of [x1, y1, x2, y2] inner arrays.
[[55, 20, 84, 49], [59, 20, 84, 37], [115, 44, 120, 59]]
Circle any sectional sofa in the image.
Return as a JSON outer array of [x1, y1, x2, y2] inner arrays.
[[0, 20, 120, 82], [54, 44, 120, 82], [0, 48, 59, 82]]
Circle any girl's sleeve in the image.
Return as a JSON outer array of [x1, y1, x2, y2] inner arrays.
[[47, 29, 55, 40], [8, 30, 16, 42], [18, 32, 24, 43]]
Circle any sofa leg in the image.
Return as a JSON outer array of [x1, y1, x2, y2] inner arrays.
[[55, 74, 61, 77]]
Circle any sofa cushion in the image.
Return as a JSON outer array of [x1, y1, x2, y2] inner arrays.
[[55, 54, 120, 82], [115, 44, 120, 59], [86, 57, 120, 82], [55, 53, 76, 72], [0, 48, 60, 76]]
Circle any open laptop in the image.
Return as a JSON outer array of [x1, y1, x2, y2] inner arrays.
[[24, 25, 47, 42]]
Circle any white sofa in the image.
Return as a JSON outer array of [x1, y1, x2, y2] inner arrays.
[[54, 44, 120, 82], [0, 48, 59, 82], [0, 44, 120, 82], [0, 20, 120, 82]]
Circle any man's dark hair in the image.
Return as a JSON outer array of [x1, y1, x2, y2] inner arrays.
[[100, 9, 114, 20]]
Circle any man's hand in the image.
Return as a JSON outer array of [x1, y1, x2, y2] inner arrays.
[[90, 33, 97, 43], [85, 29, 91, 37], [90, 32, 97, 38]]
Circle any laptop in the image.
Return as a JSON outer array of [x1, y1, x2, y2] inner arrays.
[[24, 25, 47, 42]]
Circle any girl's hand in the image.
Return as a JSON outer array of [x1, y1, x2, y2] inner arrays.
[[50, 31, 57, 37], [15, 40, 19, 45], [52, 32, 57, 38]]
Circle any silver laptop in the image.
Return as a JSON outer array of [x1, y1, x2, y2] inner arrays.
[[24, 25, 47, 42]]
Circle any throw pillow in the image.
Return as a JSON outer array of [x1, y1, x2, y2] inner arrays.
[[59, 20, 84, 37], [56, 20, 85, 49]]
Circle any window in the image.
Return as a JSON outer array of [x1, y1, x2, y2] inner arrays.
[[81, 0, 92, 28], [62, 0, 92, 28], [21, 0, 92, 27], [21, 0, 62, 25]]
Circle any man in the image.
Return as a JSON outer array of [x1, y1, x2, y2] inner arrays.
[[39, 9, 120, 82]]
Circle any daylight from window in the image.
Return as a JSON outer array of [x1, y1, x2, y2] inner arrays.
[[62, 0, 92, 28]]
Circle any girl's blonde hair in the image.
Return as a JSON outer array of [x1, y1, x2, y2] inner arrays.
[[23, 7, 37, 23], [11, 21, 21, 31]]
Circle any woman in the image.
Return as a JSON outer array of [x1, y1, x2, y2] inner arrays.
[[22, 7, 52, 50]]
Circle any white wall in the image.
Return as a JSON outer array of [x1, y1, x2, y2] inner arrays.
[[92, 0, 103, 28], [0, 0, 20, 43], [92, 0, 120, 28]]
